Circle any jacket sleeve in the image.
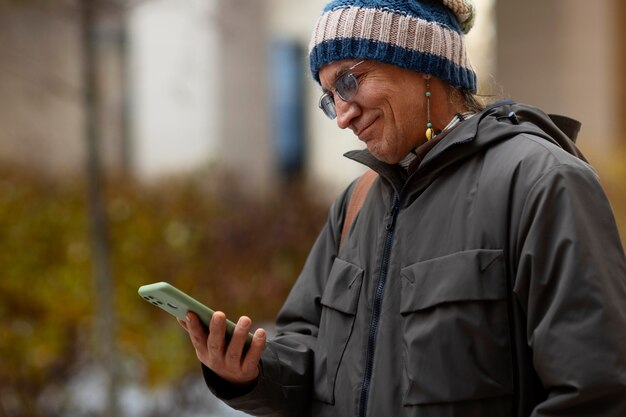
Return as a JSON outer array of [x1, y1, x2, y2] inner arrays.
[[203, 186, 352, 416], [512, 162, 626, 417]]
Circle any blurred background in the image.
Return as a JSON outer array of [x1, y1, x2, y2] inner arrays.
[[0, 0, 624, 416]]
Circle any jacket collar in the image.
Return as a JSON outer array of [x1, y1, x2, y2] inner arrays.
[[344, 101, 487, 193], [344, 100, 585, 192]]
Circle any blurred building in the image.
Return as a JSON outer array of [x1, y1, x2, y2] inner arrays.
[[0, 1, 129, 175], [495, 0, 623, 156], [128, 0, 221, 181], [0, 0, 624, 197]]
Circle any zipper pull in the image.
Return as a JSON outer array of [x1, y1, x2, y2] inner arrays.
[[390, 194, 400, 216], [386, 195, 400, 231]]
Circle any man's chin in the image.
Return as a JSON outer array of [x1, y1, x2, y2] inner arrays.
[[367, 147, 398, 165]]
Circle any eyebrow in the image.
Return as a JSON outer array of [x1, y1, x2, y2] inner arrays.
[[323, 61, 365, 92], [333, 64, 353, 80], [319, 66, 349, 93], [321, 60, 366, 93]]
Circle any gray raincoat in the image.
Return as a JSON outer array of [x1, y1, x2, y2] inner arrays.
[[205, 101, 626, 417]]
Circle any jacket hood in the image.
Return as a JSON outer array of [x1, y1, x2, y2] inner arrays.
[[470, 100, 586, 162]]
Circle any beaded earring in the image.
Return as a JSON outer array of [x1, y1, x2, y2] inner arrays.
[[424, 75, 433, 141]]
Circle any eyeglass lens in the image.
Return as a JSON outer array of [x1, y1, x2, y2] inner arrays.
[[335, 73, 358, 101], [320, 94, 336, 119], [319, 73, 359, 119]]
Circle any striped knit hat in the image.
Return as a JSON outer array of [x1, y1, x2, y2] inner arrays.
[[309, 0, 477, 92]]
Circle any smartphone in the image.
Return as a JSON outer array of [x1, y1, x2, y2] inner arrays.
[[138, 281, 253, 348]]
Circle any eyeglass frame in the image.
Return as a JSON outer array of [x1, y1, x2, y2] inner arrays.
[[318, 60, 367, 120]]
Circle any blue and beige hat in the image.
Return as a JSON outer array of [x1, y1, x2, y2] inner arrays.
[[309, 0, 477, 92]]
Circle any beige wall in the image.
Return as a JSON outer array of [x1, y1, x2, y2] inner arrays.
[[217, 0, 275, 195], [495, 0, 621, 154], [0, 3, 127, 177], [0, 5, 83, 175]]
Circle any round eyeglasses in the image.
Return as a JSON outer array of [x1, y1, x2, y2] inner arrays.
[[318, 60, 366, 120]]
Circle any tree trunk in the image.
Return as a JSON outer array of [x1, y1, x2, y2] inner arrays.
[[80, 1, 119, 416]]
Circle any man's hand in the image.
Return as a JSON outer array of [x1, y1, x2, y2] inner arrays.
[[178, 311, 266, 386]]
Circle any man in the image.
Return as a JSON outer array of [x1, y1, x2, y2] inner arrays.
[[181, 1, 626, 415]]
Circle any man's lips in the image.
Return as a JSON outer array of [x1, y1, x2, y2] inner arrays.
[[354, 118, 377, 140]]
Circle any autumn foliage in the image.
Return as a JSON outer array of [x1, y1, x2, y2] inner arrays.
[[0, 166, 328, 415]]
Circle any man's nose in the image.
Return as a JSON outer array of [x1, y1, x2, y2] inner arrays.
[[335, 98, 360, 130]]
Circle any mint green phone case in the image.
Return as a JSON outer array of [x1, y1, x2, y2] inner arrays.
[[138, 281, 253, 347]]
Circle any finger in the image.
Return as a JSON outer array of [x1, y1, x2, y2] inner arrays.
[[225, 316, 252, 363], [185, 312, 209, 355], [186, 311, 209, 331], [241, 328, 266, 375], [208, 311, 227, 354], [177, 317, 189, 332], [187, 312, 208, 339]]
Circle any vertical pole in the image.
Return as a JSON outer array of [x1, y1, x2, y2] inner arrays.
[[613, 0, 626, 142], [111, 4, 132, 177], [79, 1, 118, 416], [119, 18, 132, 177]]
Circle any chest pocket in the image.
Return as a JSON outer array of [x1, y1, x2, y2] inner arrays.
[[313, 257, 364, 404], [400, 249, 513, 406]]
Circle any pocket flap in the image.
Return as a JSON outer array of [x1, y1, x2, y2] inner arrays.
[[400, 249, 505, 313], [321, 257, 364, 315]]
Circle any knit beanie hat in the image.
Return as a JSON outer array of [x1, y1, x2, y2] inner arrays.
[[308, 0, 477, 92]]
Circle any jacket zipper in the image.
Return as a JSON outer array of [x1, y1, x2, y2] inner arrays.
[[358, 193, 401, 417], [355, 138, 470, 416]]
